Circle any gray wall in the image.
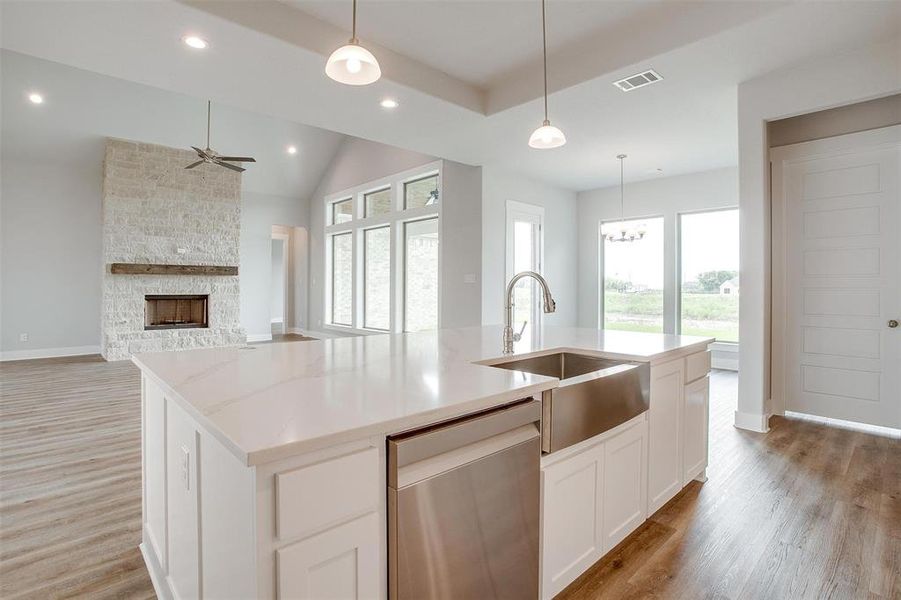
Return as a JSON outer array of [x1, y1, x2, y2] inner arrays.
[[481, 167, 579, 327], [768, 93, 901, 147], [439, 160, 482, 328], [0, 153, 104, 356]]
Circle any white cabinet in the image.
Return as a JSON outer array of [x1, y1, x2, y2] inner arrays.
[[541, 416, 648, 600], [277, 512, 381, 600], [647, 359, 684, 514], [166, 400, 200, 600], [602, 419, 647, 552], [541, 441, 604, 599], [682, 375, 710, 484]]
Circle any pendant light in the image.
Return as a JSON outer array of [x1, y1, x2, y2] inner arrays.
[[528, 0, 566, 149], [325, 0, 381, 86], [605, 154, 647, 243]]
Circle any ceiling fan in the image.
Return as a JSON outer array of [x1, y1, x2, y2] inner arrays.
[[185, 100, 256, 173]]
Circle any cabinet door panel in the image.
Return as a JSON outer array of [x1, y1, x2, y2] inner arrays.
[[603, 420, 647, 552], [541, 445, 604, 599], [647, 360, 684, 514], [166, 400, 200, 600], [143, 377, 167, 570], [683, 376, 710, 484], [278, 512, 380, 600]]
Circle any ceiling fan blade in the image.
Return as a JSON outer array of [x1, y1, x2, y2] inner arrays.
[[191, 146, 210, 158], [214, 159, 245, 173], [216, 156, 256, 163], [184, 160, 204, 170]]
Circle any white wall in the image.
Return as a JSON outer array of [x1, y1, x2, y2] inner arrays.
[[0, 153, 104, 358], [240, 192, 308, 341], [577, 167, 738, 329], [736, 35, 901, 432], [270, 237, 285, 323], [481, 167, 579, 327]]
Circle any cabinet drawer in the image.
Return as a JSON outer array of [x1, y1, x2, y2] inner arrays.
[[684, 351, 711, 384], [276, 447, 378, 540]]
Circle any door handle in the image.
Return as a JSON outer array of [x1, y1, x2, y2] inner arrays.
[[890, 319, 899, 328]]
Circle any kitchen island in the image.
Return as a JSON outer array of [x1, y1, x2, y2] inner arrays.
[[134, 325, 712, 599]]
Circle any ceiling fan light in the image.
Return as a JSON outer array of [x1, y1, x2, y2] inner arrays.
[[325, 42, 381, 85], [528, 121, 566, 149]]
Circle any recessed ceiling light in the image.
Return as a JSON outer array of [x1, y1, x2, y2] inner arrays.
[[287, 146, 298, 155], [28, 93, 43, 104], [380, 98, 399, 109], [183, 35, 209, 50]]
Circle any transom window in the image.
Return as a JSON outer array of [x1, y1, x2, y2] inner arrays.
[[325, 163, 441, 333]]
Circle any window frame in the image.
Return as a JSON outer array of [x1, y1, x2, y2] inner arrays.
[[324, 161, 442, 335]]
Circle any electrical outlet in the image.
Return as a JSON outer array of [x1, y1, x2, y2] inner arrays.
[[181, 446, 190, 491], [463, 273, 477, 284], [18, 333, 28, 342]]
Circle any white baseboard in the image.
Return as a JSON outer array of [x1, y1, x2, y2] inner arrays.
[[246, 333, 272, 343], [734, 410, 771, 433], [0, 345, 101, 362], [783, 411, 901, 439], [140, 540, 172, 600]]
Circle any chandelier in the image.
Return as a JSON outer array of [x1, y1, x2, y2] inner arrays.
[[604, 154, 647, 243]]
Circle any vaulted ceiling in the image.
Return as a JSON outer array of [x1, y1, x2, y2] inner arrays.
[[2, 0, 898, 190]]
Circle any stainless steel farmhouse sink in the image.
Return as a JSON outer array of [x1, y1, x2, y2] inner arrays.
[[486, 352, 649, 453]]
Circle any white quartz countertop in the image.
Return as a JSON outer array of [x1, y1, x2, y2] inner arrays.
[[133, 325, 712, 466]]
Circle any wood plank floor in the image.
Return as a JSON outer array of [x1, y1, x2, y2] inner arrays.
[[559, 371, 901, 600], [1, 360, 898, 599]]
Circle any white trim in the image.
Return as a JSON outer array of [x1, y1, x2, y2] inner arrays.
[[783, 411, 901, 439], [733, 410, 771, 433], [0, 344, 100, 362], [271, 231, 290, 331], [246, 333, 272, 343]]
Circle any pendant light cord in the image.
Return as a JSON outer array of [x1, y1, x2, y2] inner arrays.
[[352, 0, 357, 41], [206, 100, 211, 149], [541, 0, 548, 122], [618, 154, 626, 228]]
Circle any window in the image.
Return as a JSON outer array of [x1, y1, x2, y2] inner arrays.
[[325, 164, 441, 333], [332, 198, 353, 224], [505, 201, 544, 346], [602, 216, 664, 333], [404, 218, 439, 332], [330, 232, 352, 326], [679, 209, 739, 342], [364, 227, 390, 330], [404, 175, 439, 209], [365, 188, 392, 217]]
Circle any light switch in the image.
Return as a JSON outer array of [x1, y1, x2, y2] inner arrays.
[[181, 446, 190, 491], [463, 273, 477, 284]]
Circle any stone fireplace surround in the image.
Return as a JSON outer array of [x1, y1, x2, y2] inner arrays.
[[101, 139, 246, 361]]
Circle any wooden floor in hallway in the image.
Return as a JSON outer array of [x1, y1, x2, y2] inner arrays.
[[1, 360, 898, 599]]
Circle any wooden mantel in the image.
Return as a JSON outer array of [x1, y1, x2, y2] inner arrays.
[[110, 263, 238, 276]]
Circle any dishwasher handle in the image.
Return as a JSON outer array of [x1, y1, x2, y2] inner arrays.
[[388, 399, 540, 488]]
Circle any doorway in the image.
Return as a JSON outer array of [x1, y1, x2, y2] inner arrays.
[[271, 231, 289, 335], [506, 201, 545, 346], [772, 125, 900, 429]]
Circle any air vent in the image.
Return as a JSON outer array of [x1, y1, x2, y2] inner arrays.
[[613, 69, 663, 92]]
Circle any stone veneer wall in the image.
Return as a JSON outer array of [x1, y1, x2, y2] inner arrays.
[[101, 138, 245, 360]]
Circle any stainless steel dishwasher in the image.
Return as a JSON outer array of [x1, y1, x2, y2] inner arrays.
[[387, 399, 541, 600]]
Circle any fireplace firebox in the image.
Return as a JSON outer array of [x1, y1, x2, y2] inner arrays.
[[144, 295, 209, 330]]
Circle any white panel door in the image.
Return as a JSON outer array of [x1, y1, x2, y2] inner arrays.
[[277, 511, 381, 600], [776, 126, 900, 428], [602, 419, 647, 553], [541, 443, 604, 600], [647, 359, 684, 514]]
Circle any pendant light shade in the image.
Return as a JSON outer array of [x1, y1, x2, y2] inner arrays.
[[529, 0, 565, 149], [326, 43, 381, 85], [529, 120, 566, 149], [326, 0, 381, 85]]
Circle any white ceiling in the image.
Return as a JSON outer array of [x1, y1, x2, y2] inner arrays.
[[286, 0, 676, 88], [0, 50, 346, 199], [1, 0, 899, 191]]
